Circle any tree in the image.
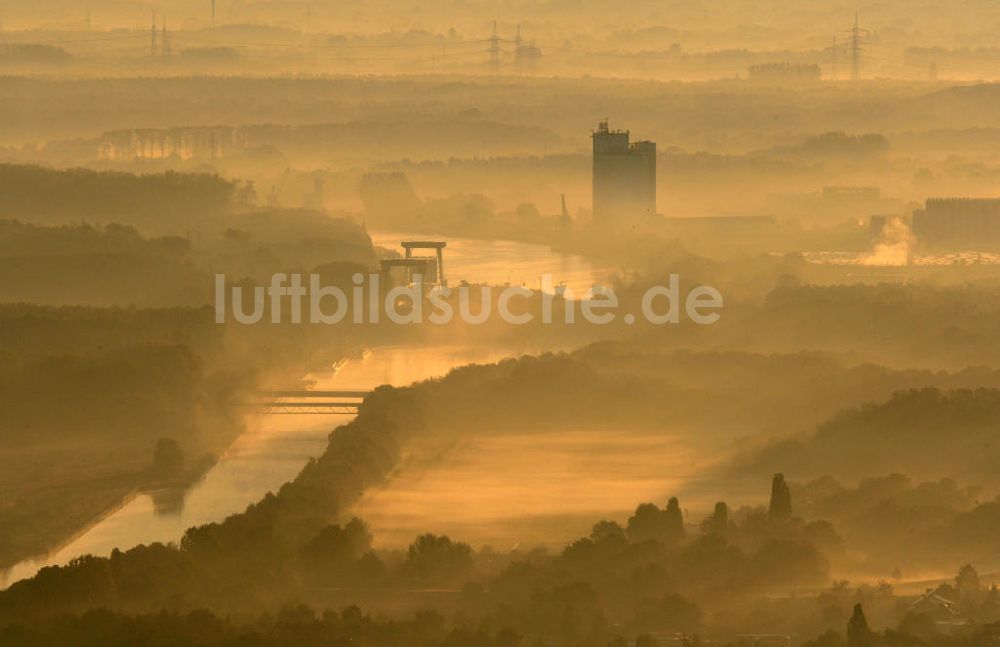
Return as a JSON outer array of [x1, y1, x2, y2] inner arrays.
[[769, 473, 793, 521], [899, 611, 937, 641], [753, 540, 830, 586], [664, 497, 685, 542], [956, 563, 982, 614], [404, 534, 474, 584], [627, 499, 684, 544], [358, 172, 421, 221], [956, 564, 981, 598], [847, 604, 875, 647], [300, 518, 374, 583], [701, 502, 732, 538], [152, 437, 184, 478], [627, 503, 667, 543], [591, 520, 627, 543]]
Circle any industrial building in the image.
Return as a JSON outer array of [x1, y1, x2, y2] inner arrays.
[[592, 121, 656, 227], [379, 241, 447, 289], [912, 198, 1000, 247]]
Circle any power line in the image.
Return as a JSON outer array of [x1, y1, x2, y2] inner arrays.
[[9, 30, 489, 53], [306, 48, 491, 64], [2, 19, 521, 72], [169, 34, 490, 50], [0, 32, 147, 45]]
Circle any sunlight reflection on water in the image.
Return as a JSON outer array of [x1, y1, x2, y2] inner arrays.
[[3, 232, 615, 586]]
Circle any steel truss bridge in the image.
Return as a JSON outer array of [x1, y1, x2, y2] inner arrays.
[[253, 390, 372, 414]]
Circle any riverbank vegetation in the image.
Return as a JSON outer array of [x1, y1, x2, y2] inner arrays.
[[6, 346, 1000, 644], [0, 165, 380, 570]]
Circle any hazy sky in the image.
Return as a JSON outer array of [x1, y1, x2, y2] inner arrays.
[[0, 0, 984, 38]]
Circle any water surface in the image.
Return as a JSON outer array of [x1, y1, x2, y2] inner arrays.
[[2, 233, 613, 586]]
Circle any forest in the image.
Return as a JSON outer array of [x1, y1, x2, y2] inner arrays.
[[5, 1, 1000, 645]]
